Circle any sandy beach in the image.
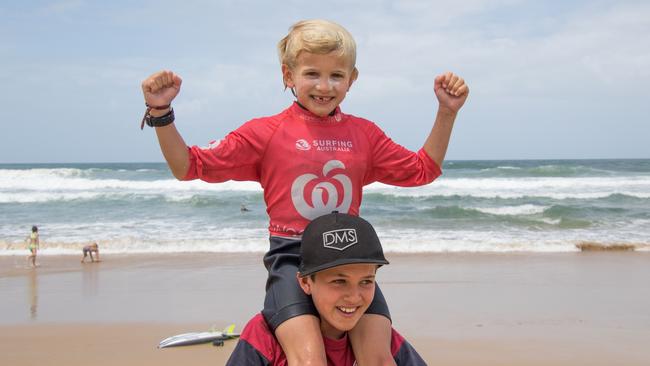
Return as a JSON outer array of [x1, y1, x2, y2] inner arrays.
[[1, 252, 649, 365]]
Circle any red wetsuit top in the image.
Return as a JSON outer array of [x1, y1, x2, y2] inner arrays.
[[183, 102, 441, 237], [225, 314, 428, 366]]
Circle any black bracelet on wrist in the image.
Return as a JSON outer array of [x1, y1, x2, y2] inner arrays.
[[146, 108, 175, 128], [140, 105, 175, 129]]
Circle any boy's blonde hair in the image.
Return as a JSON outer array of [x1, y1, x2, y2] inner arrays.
[[278, 19, 357, 70]]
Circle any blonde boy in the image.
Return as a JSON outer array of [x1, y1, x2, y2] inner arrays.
[[141, 19, 467, 365]]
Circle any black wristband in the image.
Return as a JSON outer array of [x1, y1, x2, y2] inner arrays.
[[143, 108, 175, 128]]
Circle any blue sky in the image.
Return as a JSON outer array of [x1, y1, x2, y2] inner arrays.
[[1, 0, 648, 163]]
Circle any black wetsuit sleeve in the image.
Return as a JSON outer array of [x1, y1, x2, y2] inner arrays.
[[225, 339, 271, 366]]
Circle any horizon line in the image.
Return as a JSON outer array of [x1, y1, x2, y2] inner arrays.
[[1, 157, 649, 165]]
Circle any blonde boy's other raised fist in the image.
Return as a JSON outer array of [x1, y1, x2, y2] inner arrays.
[[434, 72, 469, 114], [141, 70, 182, 108]]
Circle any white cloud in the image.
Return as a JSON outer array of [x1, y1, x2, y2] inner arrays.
[[350, 1, 650, 102], [2, 0, 649, 162]]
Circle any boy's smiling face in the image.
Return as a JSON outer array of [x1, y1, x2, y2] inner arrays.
[[282, 51, 358, 117], [298, 263, 377, 340]]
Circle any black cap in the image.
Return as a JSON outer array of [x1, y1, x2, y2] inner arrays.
[[299, 212, 389, 276]]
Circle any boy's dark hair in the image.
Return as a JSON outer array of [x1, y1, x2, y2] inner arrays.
[[32, 226, 38, 232], [299, 212, 388, 277]]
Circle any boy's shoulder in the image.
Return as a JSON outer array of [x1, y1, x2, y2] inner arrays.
[[342, 110, 376, 126], [242, 108, 287, 128], [390, 328, 428, 365], [241, 313, 272, 336], [234, 107, 289, 139], [226, 314, 282, 365], [238, 314, 282, 358], [341, 111, 390, 139]]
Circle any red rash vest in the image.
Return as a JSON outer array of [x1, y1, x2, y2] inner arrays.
[[183, 102, 441, 237], [225, 314, 428, 365]]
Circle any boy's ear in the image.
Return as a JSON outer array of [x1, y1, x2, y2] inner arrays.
[[347, 67, 359, 91], [296, 273, 312, 295], [281, 64, 295, 89]]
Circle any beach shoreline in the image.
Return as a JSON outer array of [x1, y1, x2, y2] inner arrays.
[[1, 252, 649, 365]]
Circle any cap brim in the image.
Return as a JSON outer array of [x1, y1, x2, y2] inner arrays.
[[299, 258, 389, 277]]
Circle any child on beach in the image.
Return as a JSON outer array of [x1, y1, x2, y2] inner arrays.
[[141, 19, 468, 365], [81, 242, 100, 263], [226, 212, 427, 365], [26, 226, 39, 268]]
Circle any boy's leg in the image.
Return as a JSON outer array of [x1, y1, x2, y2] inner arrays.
[[349, 315, 396, 366], [263, 236, 326, 366], [349, 284, 397, 366], [275, 315, 326, 366]]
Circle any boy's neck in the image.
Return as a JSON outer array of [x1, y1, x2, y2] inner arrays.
[[295, 101, 337, 117], [320, 320, 346, 340]]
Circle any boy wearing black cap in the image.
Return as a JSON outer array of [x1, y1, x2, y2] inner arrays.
[[226, 212, 426, 365]]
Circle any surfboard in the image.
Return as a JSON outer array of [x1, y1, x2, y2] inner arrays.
[[158, 324, 239, 348]]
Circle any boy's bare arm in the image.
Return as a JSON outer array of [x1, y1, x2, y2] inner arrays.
[[141, 70, 189, 179], [423, 72, 469, 167], [154, 124, 190, 180]]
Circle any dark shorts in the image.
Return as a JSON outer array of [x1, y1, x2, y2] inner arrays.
[[262, 236, 391, 331]]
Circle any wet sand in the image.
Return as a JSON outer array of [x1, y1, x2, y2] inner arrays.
[[1, 252, 649, 365]]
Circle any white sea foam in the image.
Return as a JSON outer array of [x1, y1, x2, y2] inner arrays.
[[0, 168, 263, 203], [2, 224, 648, 255], [375, 228, 649, 253], [2, 162, 649, 255], [539, 218, 562, 225], [0, 174, 262, 192], [0, 191, 107, 203], [365, 176, 650, 199], [491, 166, 521, 170], [2, 168, 650, 203], [473, 204, 548, 216]]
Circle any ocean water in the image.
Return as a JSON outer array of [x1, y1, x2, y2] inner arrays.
[[1, 159, 649, 254]]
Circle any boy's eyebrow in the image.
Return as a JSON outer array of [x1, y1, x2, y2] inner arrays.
[[332, 272, 376, 279], [301, 66, 349, 74]]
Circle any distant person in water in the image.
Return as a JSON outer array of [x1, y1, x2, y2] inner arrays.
[[26, 226, 39, 268], [81, 242, 100, 263], [241, 204, 251, 212]]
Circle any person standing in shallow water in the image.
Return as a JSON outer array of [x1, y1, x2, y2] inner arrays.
[[26, 226, 39, 268]]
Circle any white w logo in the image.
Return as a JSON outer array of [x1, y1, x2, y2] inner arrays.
[[291, 160, 352, 220]]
